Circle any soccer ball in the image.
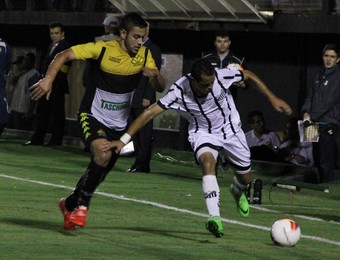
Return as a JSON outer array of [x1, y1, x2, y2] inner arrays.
[[270, 219, 301, 246]]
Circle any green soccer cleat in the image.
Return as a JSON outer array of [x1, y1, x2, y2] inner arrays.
[[230, 184, 250, 217], [206, 216, 224, 238]]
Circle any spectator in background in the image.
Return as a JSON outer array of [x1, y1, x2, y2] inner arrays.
[[203, 30, 245, 100], [245, 110, 282, 162], [24, 22, 71, 146], [8, 53, 40, 130], [6, 55, 25, 109], [95, 15, 120, 42], [279, 117, 313, 167], [302, 43, 340, 183], [82, 15, 120, 95], [126, 22, 162, 173], [0, 37, 11, 136]]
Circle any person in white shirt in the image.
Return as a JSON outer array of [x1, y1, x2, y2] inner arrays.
[[245, 110, 282, 161], [104, 58, 292, 238], [279, 117, 314, 167]]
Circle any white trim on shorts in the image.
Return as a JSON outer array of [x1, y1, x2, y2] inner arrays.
[[189, 129, 251, 174]]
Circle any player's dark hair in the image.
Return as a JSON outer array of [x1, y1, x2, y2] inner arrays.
[[214, 30, 230, 39], [119, 12, 147, 33], [248, 110, 264, 124], [49, 21, 64, 32], [323, 43, 340, 57], [191, 58, 215, 82]]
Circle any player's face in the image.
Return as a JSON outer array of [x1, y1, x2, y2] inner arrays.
[[121, 26, 146, 56], [214, 36, 231, 55], [323, 50, 340, 68], [49, 27, 64, 44], [192, 73, 215, 97]]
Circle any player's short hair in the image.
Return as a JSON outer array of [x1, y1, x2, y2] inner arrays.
[[214, 30, 230, 39], [119, 12, 147, 33], [248, 110, 264, 124], [49, 21, 64, 32], [191, 58, 215, 82], [323, 43, 340, 57]]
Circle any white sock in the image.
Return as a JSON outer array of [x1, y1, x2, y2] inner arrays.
[[202, 175, 220, 217], [231, 176, 247, 199]]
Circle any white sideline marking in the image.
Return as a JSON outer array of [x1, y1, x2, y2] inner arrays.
[[1, 173, 340, 246], [252, 205, 340, 225]]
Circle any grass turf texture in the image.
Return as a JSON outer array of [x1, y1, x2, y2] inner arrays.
[[1, 131, 340, 259]]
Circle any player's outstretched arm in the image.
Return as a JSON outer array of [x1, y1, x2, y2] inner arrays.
[[102, 103, 165, 154], [243, 70, 293, 115], [143, 67, 166, 93], [30, 48, 76, 101]]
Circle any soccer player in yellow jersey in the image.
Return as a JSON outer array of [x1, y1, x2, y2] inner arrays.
[[30, 13, 165, 231]]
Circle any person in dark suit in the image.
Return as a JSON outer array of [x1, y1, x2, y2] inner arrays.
[[126, 23, 162, 173], [0, 37, 11, 136], [24, 22, 71, 146]]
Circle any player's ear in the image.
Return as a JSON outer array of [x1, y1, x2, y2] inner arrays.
[[120, 29, 127, 39]]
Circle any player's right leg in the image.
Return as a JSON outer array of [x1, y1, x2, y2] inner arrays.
[[58, 197, 76, 231], [197, 147, 224, 238], [58, 114, 120, 229], [206, 216, 224, 238]]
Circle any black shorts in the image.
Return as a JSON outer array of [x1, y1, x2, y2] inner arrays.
[[78, 112, 125, 148]]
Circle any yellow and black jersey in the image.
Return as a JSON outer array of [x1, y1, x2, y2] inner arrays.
[[71, 40, 158, 131]]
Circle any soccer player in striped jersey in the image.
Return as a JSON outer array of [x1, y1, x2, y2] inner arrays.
[[104, 58, 292, 238]]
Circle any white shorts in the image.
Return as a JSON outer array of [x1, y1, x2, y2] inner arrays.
[[188, 129, 251, 174]]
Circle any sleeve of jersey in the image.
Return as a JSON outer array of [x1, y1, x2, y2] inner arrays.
[[157, 85, 178, 110], [145, 49, 157, 70], [71, 41, 104, 60]]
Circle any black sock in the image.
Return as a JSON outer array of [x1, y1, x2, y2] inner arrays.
[[66, 160, 106, 209]]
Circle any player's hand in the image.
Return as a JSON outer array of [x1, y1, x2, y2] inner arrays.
[[142, 67, 159, 78], [271, 97, 293, 115], [233, 81, 246, 88], [102, 140, 125, 154], [30, 77, 53, 101]]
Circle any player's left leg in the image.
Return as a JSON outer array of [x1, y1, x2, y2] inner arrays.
[[230, 173, 251, 217], [221, 129, 252, 217]]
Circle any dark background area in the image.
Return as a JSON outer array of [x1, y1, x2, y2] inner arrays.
[[1, 25, 336, 129], [1, 1, 339, 150]]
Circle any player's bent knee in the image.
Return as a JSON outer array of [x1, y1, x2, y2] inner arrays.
[[235, 171, 252, 185], [93, 151, 112, 167]]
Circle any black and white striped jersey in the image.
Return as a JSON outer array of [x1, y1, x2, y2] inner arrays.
[[158, 68, 244, 138]]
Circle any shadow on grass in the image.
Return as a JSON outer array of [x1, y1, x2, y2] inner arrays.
[[1, 217, 220, 242], [89, 225, 218, 243], [1, 217, 78, 236]]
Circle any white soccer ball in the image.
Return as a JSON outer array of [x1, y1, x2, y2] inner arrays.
[[270, 218, 301, 246]]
